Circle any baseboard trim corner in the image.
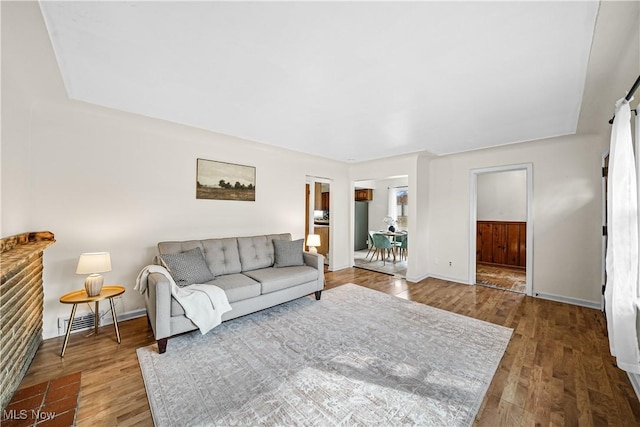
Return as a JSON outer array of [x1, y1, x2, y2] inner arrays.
[[426, 273, 470, 286], [406, 272, 429, 283], [329, 263, 352, 272]]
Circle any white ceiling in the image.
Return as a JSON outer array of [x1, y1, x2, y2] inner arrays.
[[39, 1, 599, 163]]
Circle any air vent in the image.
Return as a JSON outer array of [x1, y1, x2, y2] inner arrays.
[[57, 313, 97, 336]]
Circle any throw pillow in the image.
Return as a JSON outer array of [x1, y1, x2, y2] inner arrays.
[[159, 247, 214, 287], [273, 238, 305, 268]]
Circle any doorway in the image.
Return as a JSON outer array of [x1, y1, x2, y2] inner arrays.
[[470, 164, 533, 296], [353, 177, 408, 278], [305, 177, 331, 266], [601, 152, 608, 310]]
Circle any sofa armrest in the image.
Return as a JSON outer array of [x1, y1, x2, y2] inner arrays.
[[303, 251, 325, 290], [145, 272, 173, 340]]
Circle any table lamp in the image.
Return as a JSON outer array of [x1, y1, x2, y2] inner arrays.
[[306, 234, 321, 254], [76, 252, 112, 297]]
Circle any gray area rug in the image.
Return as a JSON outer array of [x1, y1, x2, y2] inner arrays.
[[354, 249, 407, 278], [137, 284, 512, 426]]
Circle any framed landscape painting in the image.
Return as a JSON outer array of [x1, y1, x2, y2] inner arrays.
[[196, 158, 256, 201]]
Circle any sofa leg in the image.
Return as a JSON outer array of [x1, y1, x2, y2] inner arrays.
[[315, 291, 322, 300], [157, 338, 168, 354]]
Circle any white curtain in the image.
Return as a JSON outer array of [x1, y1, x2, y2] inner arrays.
[[388, 188, 398, 221], [605, 97, 640, 374]]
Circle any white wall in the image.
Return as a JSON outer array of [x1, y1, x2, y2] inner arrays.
[[2, 2, 351, 339], [3, 0, 638, 339], [350, 155, 424, 280], [428, 134, 608, 303], [425, 0, 639, 304], [477, 170, 527, 221]]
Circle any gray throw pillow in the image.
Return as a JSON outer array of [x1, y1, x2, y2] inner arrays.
[[160, 247, 214, 287], [273, 239, 304, 268]]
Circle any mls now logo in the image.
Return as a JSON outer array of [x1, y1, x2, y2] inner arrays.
[[3, 409, 56, 422]]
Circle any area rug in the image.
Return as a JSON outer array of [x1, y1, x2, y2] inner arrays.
[[354, 249, 407, 277], [476, 263, 526, 293], [137, 284, 512, 426]]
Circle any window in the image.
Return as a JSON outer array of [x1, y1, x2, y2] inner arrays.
[[395, 188, 408, 229]]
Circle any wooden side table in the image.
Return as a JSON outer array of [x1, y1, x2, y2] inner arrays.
[[59, 285, 125, 357]]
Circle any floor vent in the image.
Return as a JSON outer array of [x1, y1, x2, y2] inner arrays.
[[57, 313, 97, 336]]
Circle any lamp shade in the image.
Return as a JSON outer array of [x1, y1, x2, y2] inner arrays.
[[76, 252, 112, 274], [306, 234, 321, 248]]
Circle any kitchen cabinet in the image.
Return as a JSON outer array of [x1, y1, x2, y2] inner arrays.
[[321, 192, 329, 210], [355, 189, 373, 201], [314, 183, 322, 210], [313, 226, 329, 257], [313, 183, 329, 211]]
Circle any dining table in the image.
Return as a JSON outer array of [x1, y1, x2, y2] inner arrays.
[[378, 230, 407, 263]]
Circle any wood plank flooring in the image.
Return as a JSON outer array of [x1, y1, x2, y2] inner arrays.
[[14, 268, 640, 426], [476, 263, 526, 293]]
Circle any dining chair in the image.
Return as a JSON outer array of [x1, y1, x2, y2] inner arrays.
[[392, 232, 406, 258], [366, 230, 377, 260], [399, 235, 408, 261], [371, 233, 393, 265]]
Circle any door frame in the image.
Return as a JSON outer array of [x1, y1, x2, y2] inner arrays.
[[469, 163, 533, 296], [306, 175, 332, 268], [601, 150, 609, 310]]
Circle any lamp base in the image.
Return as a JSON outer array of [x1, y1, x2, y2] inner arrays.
[[84, 274, 104, 297], [308, 247, 318, 254]]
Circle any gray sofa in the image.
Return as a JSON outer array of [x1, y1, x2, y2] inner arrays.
[[143, 233, 324, 353]]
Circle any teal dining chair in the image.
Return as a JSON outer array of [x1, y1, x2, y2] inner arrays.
[[393, 232, 407, 261], [366, 230, 377, 260], [371, 233, 393, 265], [399, 235, 408, 261]]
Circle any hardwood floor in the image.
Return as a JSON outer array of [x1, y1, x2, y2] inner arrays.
[[476, 263, 526, 293], [15, 268, 640, 426]]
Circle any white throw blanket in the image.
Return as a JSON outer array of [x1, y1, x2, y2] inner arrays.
[[135, 265, 232, 335]]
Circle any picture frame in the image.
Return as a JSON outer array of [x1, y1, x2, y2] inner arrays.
[[196, 158, 256, 201]]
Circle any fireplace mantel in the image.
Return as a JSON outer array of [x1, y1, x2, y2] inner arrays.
[[0, 231, 55, 411]]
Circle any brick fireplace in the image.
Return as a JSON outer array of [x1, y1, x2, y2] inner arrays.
[[0, 231, 55, 411]]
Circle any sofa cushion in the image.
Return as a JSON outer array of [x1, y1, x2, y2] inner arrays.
[[273, 238, 304, 268], [170, 274, 261, 316], [238, 234, 290, 271], [211, 274, 261, 303], [201, 238, 242, 275], [244, 266, 319, 294], [158, 240, 203, 256], [160, 247, 214, 287]]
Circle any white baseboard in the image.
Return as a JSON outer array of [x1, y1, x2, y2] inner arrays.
[[330, 263, 352, 272], [405, 272, 429, 283], [424, 273, 470, 286], [629, 373, 640, 402], [101, 308, 147, 325], [534, 292, 600, 310], [57, 308, 147, 336]]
